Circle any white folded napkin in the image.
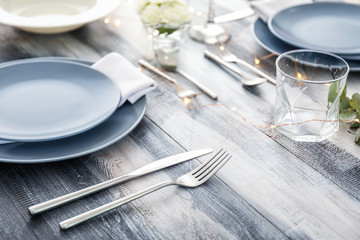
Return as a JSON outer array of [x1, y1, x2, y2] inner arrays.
[[0, 53, 157, 144], [250, 0, 312, 22], [92, 52, 157, 107]]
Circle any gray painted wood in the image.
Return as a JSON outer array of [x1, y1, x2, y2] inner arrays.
[[0, 0, 359, 239]]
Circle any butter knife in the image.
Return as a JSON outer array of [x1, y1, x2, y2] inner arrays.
[[177, 69, 218, 100], [28, 149, 213, 215], [214, 8, 255, 24]]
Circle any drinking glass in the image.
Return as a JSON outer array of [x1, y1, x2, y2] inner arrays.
[[275, 50, 349, 142]]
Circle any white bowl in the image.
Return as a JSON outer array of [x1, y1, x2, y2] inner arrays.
[[0, 0, 121, 34]]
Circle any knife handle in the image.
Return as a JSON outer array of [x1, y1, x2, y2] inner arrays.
[[28, 174, 133, 216], [138, 59, 176, 84], [177, 69, 218, 100]]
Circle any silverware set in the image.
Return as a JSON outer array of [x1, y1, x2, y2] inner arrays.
[[205, 45, 276, 86], [139, 59, 218, 100], [29, 149, 230, 230]]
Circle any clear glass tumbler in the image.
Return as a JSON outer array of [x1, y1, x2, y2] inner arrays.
[[275, 50, 349, 142]]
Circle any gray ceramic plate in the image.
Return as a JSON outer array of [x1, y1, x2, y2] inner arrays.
[[252, 18, 360, 71], [268, 2, 360, 55], [0, 60, 120, 142], [0, 58, 146, 163]]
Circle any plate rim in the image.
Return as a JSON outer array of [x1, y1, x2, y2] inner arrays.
[[0, 0, 121, 29], [268, 2, 360, 55], [0, 58, 146, 164], [0, 59, 121, 142]]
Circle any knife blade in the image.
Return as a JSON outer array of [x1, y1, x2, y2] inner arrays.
[[28, 148, 213, 215], [214, 8, 255, 24]]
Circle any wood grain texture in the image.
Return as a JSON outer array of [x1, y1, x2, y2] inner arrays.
[[0, 119, 287, 240], [0, 0, 359, 239]]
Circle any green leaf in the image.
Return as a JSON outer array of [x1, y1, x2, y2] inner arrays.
[[351, 122, 360, 129], [157, 27, 178, 35], [328, 82, 338, 104], [355, 128, 360, 144], [339, 109, 358, 120], [350, 93, 360, 114], [340, 96, 351, 112], [339, 85, 351, 111]]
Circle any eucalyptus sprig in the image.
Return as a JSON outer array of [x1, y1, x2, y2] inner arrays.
[[338, 85, 360, 144]]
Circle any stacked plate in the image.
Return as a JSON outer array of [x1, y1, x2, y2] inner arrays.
[[0, 58, 146, 163], [252, 2, 360, 71]]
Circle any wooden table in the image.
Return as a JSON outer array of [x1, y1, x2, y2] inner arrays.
[[1, 1, 359, 239]]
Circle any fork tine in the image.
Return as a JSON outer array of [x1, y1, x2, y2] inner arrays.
[[193, 149, 226, 178], [197, 151, 229, 179], [198, 154, 231, 183], [191, 148, 224, 176]]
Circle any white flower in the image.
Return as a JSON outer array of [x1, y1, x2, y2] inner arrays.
[[137, 0, 192, 27]]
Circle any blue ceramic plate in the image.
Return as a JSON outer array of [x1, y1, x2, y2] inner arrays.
[[268, 2, 360, 54], [0, 60, 120, 142], [0, 58, 146, 163], [252, 18, 360, 71]]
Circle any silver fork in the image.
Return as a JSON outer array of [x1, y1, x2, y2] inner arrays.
[[215, 44, 277, 85], [60, 149, 230, 230], [139, 59, 198, 99]]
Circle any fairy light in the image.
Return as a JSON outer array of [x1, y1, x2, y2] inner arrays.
[[195, 11, 203, 16], [137, 66, 143, 71], [183, 97, 191, 107], [254, 58, 260, 65], [219, 45, 225, 51], [104, 18, 110, 24], [114, 19, 121, 26], [147, 34, 153, 40], [188, 7, 195, 13], [296, 72, 302, 79]]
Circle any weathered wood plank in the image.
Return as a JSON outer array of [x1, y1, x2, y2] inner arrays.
[[0, 118, 287, 239], [0, 0, 359, 239], [0, 184, 38, 240]]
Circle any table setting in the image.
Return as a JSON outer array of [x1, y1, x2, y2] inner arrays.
[[0, 0, 360, 239]]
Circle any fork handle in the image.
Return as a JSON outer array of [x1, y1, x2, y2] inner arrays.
[[60, 181, 175, 230]]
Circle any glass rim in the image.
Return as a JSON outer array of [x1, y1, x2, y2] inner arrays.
[[276, 49, 350, 84]]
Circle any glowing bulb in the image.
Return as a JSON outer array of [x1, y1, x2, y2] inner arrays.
[[230, 107, 236, 111], [254, 58, 260, 65], [147, 34, 153, 40], [219, 45, 225, 51], [356, 119, 360, 123], [296, 72, 302, 79], [183, 97, 191, 106], [195, 11, 203, 16], [188, 7, 195, 13], [114, 19, 121, 26], [137, 67, 143, 71], [270, 125, 276, 129], [104, 18, 110, 24]]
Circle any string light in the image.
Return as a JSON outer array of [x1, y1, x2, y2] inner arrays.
[[114, 19, 121, 26], [104, 18, 110, 24], [121, 8, 360, 132]]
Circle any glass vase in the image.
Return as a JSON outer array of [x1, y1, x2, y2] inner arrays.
[[146, 23, 189, 70]]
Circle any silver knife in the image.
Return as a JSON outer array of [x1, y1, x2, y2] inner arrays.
[[28, 149, 213, 215], [214, 8, 255, 24], [177, 69, 218, 100]]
